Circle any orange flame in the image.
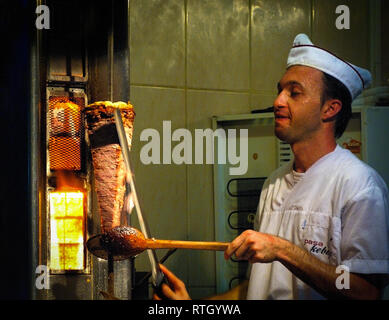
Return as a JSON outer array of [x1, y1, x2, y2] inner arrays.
[[55, 170, 84, 191]]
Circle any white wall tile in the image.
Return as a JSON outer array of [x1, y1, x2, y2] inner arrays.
[[186, 90, 250, 287], [251, 0, 311, 92], [312, 0, 370, 69], [187, 0, 250, 90], [129, 86, 188, 282], [130, 0, 185, 86], [251, 93, 277, 111], [382, 1, 389, 86]]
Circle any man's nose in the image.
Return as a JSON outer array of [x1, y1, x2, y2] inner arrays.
[[273, 91, 287, 109]]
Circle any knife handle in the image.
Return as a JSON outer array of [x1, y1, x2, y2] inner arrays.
[[145, 239, 229, 251]]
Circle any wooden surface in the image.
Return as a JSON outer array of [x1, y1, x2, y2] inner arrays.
[[145, 239, 229, 251]]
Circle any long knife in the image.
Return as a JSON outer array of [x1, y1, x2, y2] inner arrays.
[[113, 109, 165, 289]]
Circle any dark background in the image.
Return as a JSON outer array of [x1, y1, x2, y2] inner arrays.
[[0, 0, 33, 299]]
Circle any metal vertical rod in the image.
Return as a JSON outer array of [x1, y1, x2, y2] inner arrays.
[[108, 0, 114, 101], [107, 254, 114, 295], [30, 0, 42, 300], [107, 0, 115, 297]]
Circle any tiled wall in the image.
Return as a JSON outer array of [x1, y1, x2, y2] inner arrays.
[[382, 0, 389, 85], [128, 0, 372, 299]]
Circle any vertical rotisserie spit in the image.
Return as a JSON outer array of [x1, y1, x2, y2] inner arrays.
[[85, 101, 135, 232]]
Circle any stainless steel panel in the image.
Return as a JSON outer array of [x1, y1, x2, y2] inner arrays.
[[47, 0, 87, 82], [47, 275, 92, 300], [30, 6, 45, 299], [92, 257, 132, 300]]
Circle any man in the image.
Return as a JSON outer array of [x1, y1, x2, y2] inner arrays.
[[154, 34, 389, 300]]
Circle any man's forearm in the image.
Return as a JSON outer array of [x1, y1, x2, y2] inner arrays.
[[275, 238, 380, 299]]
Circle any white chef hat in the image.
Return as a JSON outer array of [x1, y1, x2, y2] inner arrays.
[[287, 34, 372, 100]]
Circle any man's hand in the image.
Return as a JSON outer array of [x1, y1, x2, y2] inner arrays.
[[153, 264, 191, 300], [224, 230, 282, 263]]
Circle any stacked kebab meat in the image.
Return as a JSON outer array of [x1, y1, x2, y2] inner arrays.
[[85, 101, 135, 232]]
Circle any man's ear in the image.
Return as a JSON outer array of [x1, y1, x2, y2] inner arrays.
[[322, 99, 342, 122]]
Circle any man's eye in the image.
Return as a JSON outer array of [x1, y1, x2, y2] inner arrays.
[[291, 91, 300, 97]]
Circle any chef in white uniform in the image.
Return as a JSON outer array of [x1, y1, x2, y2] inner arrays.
[[155, 34, 389, 300]]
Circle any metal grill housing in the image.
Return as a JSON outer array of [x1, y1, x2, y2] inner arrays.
[[48, 96, 84, 171]]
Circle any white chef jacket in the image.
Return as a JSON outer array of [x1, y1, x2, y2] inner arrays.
[[247, 145, 389, 300]]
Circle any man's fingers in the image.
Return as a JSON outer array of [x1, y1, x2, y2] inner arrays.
[[224, 234, 246, 260], [161, 283, 177, 300], [153, 284, 175, 300], [241, 248, 255, 261], [159, 264, 184, 288], [234, 240, 252, 260], [152, 293, 161, 300], [157, 264, 191, 300]]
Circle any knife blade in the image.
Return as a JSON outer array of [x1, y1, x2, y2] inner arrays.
[[113, 108, 165, 288]]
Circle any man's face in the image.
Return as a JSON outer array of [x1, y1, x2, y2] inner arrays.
[[273, 65, 325, 144]]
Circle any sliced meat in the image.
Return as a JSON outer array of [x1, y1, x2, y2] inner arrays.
[[85, 101, 135, 232]]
